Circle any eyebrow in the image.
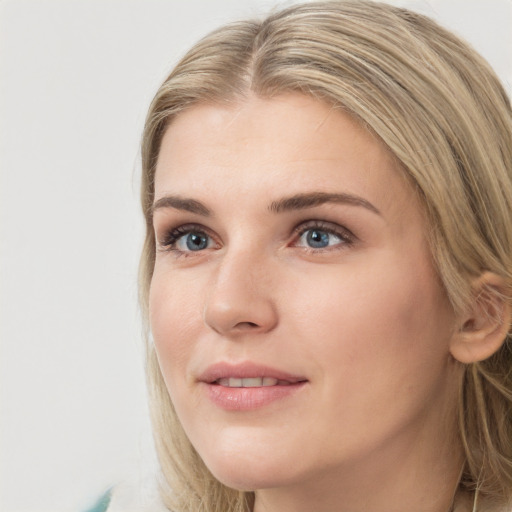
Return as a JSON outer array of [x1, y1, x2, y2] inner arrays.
[[151, 191, 380, 217], [152, 195, 211, 216], [269, 192, 381, 215]]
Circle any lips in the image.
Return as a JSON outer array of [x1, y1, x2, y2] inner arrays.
[[216, 377, 292, 387], [199, 362, 307, 386], [198, 362, 308, 410]]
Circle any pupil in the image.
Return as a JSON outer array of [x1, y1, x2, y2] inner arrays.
[[186, 233, 208, 251], [307, 230, 329, 248]]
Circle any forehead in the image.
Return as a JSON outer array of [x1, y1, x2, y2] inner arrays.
[[154, 93, 415, 218], [158, 94, 386, 157]]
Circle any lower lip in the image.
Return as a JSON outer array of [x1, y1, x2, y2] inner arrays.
[[203, 382, 307, 411]]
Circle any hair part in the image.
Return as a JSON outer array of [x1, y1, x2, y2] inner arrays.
[[140, 2, 512, 510]]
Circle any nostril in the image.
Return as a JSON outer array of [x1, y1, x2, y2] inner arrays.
[[203, 293, 278, 335], [236, 321, 259, 329]]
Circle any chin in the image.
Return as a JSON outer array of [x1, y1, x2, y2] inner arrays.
[[206, 461, 289, 492], [197, 439, 301, 491]]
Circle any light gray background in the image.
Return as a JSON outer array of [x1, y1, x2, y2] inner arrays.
[[1, 1, 511, 511]]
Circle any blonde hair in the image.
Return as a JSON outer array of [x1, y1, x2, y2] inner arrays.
[[139, 2, 512, 510]]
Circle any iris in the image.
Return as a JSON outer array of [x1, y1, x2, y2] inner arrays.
[[186, 232, 209, 251], [306, 229, 331, 248]]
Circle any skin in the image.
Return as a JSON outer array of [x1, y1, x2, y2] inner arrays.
[[149, 94, 466, 512]]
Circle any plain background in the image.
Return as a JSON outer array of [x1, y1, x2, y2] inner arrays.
[[1, 1, 511, 511]]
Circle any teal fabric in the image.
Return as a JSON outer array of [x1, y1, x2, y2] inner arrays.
[[83, 489, 112, 512]]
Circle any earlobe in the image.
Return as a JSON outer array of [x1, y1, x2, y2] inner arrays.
[[450, 272, 511, 364]]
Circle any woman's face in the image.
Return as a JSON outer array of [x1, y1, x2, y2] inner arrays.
[[150, 94, 460, 493]]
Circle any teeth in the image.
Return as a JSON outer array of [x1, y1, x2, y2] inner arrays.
[[243, 377, 264, 387], [217, 377, 280, 387]]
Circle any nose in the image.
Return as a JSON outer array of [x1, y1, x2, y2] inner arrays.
[[203, 248, 278, 336]]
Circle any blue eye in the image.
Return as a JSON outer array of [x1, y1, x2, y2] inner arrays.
[[176, 231, 212, 252], [305, 229, 331, 248], [160, 225, 215, 254], [297, 226, 348, 249]]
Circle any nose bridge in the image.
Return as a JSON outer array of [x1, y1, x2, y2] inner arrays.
[[203, 243, 278, 335]]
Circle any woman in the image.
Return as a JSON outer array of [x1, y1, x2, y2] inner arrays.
[[115, 1, 512, 511]]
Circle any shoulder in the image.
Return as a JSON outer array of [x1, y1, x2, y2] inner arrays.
[[83, 490, 112, 512], [105, 472, 169, 512]]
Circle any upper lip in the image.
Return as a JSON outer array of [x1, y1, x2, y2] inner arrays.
[[198, 362, 307, 384]]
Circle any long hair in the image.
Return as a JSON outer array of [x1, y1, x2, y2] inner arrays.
[[139, 2, 512, 510]]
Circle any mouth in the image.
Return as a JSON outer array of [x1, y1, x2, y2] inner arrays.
[[199, 363, 308, 410], [199, 362, 307, 386], [214, 377, 304, 387]]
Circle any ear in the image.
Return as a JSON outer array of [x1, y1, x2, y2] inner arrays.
[[450, 272, 511, 364]]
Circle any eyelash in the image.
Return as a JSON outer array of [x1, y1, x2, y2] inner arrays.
[[158, 224, 215, 253], [158, 220, 356, 256], [293, 220, 355, 250]]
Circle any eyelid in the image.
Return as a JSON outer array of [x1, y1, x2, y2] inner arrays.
[[157, 223, 219, 253], [291, 220, 356, 247], [155, 219, 356, 255]]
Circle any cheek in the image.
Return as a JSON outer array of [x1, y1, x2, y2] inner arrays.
[[275, 253, 455, 461], [286, 250, 453, 388], [149, 267, 203, 388]]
